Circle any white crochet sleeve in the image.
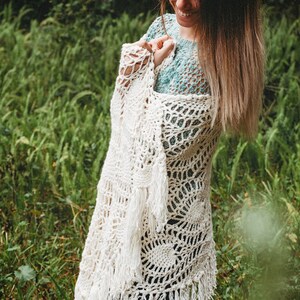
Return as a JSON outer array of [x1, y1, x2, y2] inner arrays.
[[116, 43, 152, 97]]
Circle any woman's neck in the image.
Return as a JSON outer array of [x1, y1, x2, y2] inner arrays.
[[179, 25, 197, 42]]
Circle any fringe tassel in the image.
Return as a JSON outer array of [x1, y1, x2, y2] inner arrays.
[[89, 259, 114, 300], [192, 284, 197, 299], [195, 252, 218, 300], [112, 186, 147, 295], [147, 145, 169, 234]]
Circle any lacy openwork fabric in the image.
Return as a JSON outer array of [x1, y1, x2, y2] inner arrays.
[[75, 14, 222, 300]]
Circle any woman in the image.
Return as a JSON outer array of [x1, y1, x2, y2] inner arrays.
[[75, 0, 265, 299]]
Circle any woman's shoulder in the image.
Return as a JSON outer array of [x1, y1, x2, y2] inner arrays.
[[144, 13, 176, 42]]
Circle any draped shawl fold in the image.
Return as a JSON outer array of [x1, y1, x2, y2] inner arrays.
[[75, 42, 221, 300]]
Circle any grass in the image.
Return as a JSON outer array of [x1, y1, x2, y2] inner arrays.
[[0, 4, 299, 299]]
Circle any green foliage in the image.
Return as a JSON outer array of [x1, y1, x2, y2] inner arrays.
[[2, 1, 297, 29], [0, 0, 158, 27], [0, 6, 153, 298], [14, 265, 36, 282], [50, 0, 115, 26], [0, 3, 299, 299]]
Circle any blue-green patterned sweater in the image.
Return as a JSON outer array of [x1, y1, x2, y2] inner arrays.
[[142, 13, 210, 96]]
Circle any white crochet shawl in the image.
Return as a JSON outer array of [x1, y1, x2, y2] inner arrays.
[[75, 42, 221, 300]]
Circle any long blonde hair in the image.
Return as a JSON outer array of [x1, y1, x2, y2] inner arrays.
[[160, 0, 265, 139]]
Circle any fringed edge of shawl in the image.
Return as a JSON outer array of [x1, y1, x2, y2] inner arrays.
[[146, 56, 169, 235], [147, 125, 169, 235], [95, 249, 218, 300], [112, 186, 147, 293]]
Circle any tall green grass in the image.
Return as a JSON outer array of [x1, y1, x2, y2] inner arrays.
[[0, 4, 299, 299]]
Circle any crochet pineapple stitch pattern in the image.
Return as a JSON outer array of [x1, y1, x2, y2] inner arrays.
[[75, 14, 222, 300]]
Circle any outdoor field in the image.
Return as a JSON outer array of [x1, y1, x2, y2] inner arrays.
[[0, 1, 299, 299]]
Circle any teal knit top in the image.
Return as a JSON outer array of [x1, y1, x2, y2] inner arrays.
[[144, 13, 210, 96]]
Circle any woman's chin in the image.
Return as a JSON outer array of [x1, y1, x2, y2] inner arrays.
[[175, 13, 198, 28], [176, 18, 196, 28]]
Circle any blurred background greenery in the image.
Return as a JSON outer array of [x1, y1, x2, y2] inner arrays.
[[0, 0, 299, 26], [0, 0, 299, 299]]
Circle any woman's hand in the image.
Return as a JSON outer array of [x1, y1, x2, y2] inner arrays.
[[149, 35, 175, 67], [134, 35, 175, 67], [118, 36, 175, 90]]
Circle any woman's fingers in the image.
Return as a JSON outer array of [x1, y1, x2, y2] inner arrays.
[[149, 35, 171, 51], [133, 35, 173, 54], [134, 40, 154, 53], [131, 35, 175, 67], [159, 38, 175, 52], [154, 38, 175, 67]]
